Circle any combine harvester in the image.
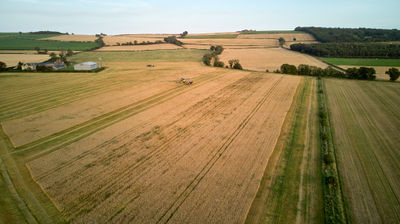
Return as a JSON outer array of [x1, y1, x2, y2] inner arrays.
[[179, 77, 193, 85]]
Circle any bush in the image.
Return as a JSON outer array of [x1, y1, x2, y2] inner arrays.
[[385, 67, 400, 81], [325, 176, 336, 186], [214, 60, 224, 67], [202, 53, 213, 66], [233, 61, 243, 70], [36, 65, 53, 72], [164, 36, 183, 46], [324, 154, 334, 165]]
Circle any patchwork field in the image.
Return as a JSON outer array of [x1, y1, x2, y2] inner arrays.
[[325, 79, 400, 223], [219, 48, 328, 72], [0, 54, 50, 66], [0, 49, 302, 223], [103, 35, 169, 46]]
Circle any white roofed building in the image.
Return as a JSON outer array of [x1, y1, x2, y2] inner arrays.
[[74, 62, 98, 71]]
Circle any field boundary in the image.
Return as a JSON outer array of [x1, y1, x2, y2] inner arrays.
[[318, 78, 347, 223]]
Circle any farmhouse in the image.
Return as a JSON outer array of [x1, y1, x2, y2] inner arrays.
[[74, 62, 98, 71]]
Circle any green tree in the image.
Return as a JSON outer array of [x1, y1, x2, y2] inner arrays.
[[280, 64, 297, 74], [202, 53, 213, 66], [386, 68, 400, 81]]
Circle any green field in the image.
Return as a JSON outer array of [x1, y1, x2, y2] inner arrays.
[[240, 30, 304, 34], [320, 57, 400, 67], [0, 33, 100, 50], [183, 34, 238, 39], [69, 49, 207, 63]]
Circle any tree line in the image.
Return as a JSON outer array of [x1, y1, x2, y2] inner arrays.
[[278, 64, 380, 80], [290, 42, 400, 58], [295, 27, 400, 43]]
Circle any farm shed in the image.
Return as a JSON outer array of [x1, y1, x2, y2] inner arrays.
[[74, 62, 98, 71]]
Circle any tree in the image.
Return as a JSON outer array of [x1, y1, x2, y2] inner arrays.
[[0, 61, 6, 71], [280, 64, 297, 74], [233, 61, 243, 70], [213, 56, 224, 67], [278, 37, 285, 47], [17, 61, 23, 70], [66, 49, 73, 56], [202, 53, 213, 66], [34, 47, 40, 53], [49, 52, 57, 61], [180, 31, 188, 38], [164, 36, 183, 46], [214, 45, 224, 55], [228, 59, 238, 68], [386, 68, 400, 81]]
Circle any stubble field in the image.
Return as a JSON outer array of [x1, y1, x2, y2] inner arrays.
[[0, 49, 301, 223], [325, 78, 400, 223]]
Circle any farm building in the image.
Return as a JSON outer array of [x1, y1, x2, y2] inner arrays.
[[22, 62, 66, 70], [74, 62, 98, 71]]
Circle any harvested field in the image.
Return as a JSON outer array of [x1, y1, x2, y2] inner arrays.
[[245, 77, 323, 224], [103, 35, 167, 46], [0, 54, 50, 66], [325, 79, 400, 223], [238, 33, 315, 41], [26, 71, 300, 223], [219, 48, 328, 72], [0, 49, 302, 223], [181, 38, 278, 47], [95, 44, 182, 51], [40, 35, 97, 42], [339, 66, 400, 81]]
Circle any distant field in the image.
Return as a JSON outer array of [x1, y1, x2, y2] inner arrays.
[[219, 48, 328, 72], [320, 58, 400, 67], [69, 49, 206, 63], [0, 33, 99, 50], [325, 79, 400, 223], [41, 34, 97, 42], [184, 34, 238, 39], [96, 44, 182, 51], [240, 30, 304, 34], [0, 54, 50, 66]]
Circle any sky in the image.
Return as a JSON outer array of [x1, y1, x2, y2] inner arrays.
[[0, 0, 399, 34]]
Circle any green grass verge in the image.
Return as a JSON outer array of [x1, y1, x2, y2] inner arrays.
[[183, 34, 238, 39], [69, 49, 208, 63], [318, 78, 347, 224], [245, 77, 323, 224], [240, 30, 303, 34], [0, 32, 99, 50], [320, 58, 400, 67]]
